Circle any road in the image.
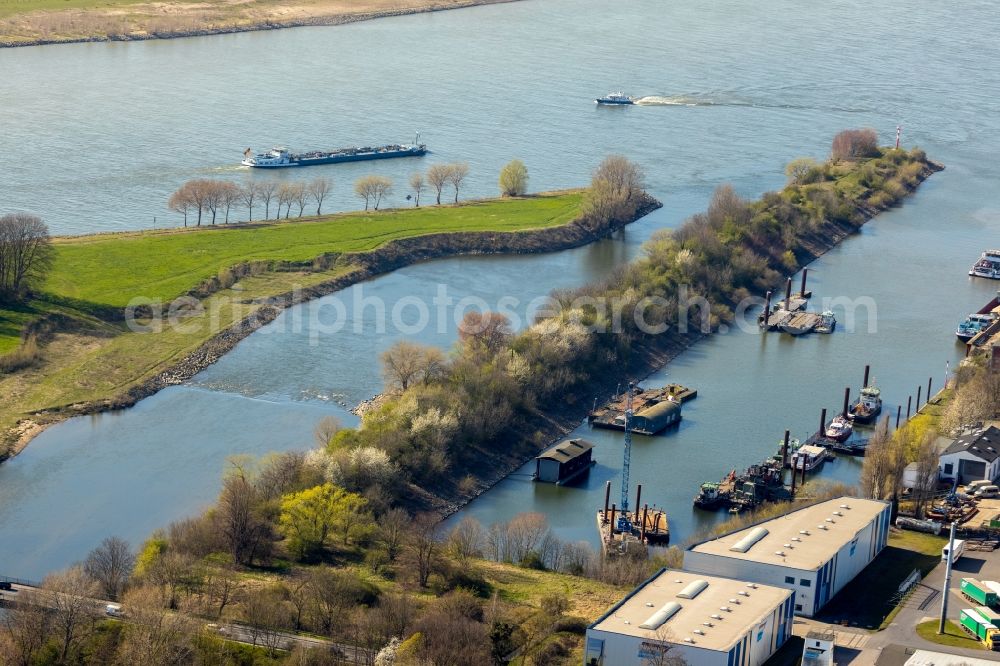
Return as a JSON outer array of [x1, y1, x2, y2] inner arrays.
[[1, 582, 370, 663]]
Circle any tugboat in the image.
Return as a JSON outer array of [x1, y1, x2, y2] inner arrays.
[[242, 135, 427, 168], [848, 385, 883, 425], [595, 91, 635, 105], [693, 481, 728, 509], [814, 311, 837, 334], [825, 414, 854, 442], [969, 250, 1000, 279], [956, 313, 998, 341]]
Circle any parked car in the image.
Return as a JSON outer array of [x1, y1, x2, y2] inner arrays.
[[0, 581, 13, 591], [974, 485, 1000, 499], [967, 480, 993, 493], [105, 603, 124, 618]]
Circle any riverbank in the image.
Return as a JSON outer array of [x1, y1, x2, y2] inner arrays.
[[0, 0, 521, 48], [0, 190, 660, 461]]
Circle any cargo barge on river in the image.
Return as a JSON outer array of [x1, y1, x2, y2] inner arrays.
[[588, 384, 694, 435], [242, 136, 427, 168]]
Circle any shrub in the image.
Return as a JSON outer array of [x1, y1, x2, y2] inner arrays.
[[553, 616, 589, 635], [831, 128, 880, 161], [0, 335, 41, 373]]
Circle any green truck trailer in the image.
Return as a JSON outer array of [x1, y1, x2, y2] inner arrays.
[[959, 608, 1000, 650], [960, 578, 999, 607]]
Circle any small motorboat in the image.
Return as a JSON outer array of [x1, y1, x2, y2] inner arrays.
[[825, 414, 854, 443], [956, 313, 997, 341], [969, 249, 1000, 279], [595, 91, 635, 105], [693, 482, 728, 509]]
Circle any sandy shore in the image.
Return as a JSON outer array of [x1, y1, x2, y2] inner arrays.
[[0, 0, 522, 48]]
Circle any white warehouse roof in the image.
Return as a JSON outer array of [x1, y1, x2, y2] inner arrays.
[[590, 569, 791, 651], [688, 498, 888, 571]]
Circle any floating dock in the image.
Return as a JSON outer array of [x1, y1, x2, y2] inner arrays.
[[588, 384, 693, 435], [758, 270, 828, 333]]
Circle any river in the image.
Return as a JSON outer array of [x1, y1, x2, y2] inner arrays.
[[1, 0, 999, 578]]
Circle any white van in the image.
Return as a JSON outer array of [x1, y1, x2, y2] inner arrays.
[[975, 485, 1000, 498], [105, 603, 124, 618], [966, 480, 992, 492], [942, 539, 966, 564]]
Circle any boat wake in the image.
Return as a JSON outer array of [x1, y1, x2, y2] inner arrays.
[[632, 93, 871, 113]]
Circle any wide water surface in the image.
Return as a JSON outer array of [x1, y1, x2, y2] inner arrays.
[[2, 0, 1000, 577]]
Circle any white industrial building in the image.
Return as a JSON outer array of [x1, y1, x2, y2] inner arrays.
[[938, 426, 1000, 484], [684, 498, 891, 617], [585, 569, 794, 666]]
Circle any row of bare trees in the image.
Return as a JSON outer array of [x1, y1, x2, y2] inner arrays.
[[167, 177, 333, 226], [409, 162, 470, 206]]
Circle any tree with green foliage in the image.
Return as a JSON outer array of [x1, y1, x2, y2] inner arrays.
[[784, 157, 820, 185], [279, 483, 370, 559], [498, 159, 529, 197]]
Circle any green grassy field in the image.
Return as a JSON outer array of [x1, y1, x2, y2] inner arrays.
[[0, 193, 585, 454], [46, 195, 582, 308]]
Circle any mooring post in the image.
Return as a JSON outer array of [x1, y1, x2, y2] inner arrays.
[[782, 430, 790, 468], [609, 504, 616, 534], [800, 268, 808, 297], [896, 404, 902, 429], [635, 484, 642, 521], [842, 387, 851, 417], [928, 376, 933, 404], [820, 408, 827, 438], [916, 385, 923, 410], [603, 481, 611, 517], [907, 395, 912, 420], [784, 277, 793, 308], [863, 364, 870, 388], [790, 459, 797, 496], [762, 290, 772, 328], [641, 505, 649, 541]]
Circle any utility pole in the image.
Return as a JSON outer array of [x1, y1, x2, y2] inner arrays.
[[939, 521, 956, 634]]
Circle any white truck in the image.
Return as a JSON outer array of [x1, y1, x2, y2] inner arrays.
[[942, 539, 966, 564]]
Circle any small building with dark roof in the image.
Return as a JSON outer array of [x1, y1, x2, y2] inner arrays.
[[631, 399, 682, 435], [534, 438, 594, 484], [939, 425, 1000, 484]]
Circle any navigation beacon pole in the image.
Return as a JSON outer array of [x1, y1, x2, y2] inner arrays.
[[895, 125, 902, 150], [618, 382, 635, 534], [938, 520, 956, 634]]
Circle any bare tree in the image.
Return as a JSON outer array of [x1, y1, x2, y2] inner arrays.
[[448, 516, 484, 562], [426, 164, 451, 205], [407, 514, 440, 587], [0, 213, 54, 302], [831, 128, 880, 161], [40, 566, 100, 663], [217, 460, 269, 566], [378, 508, 409, 561], [355, 175, 393, 211], [220, 181, 242, 224], [380, 340, 446, 392], [258, 181, 278, 220], [0, 589, 53, 666], [912, 431, 941, 518], [240, 182, 260, 222], [458, 311, 513, 353], [308, 177, 333, 216], [241, 587, 293, 655], [498, 159, 528, 197], [861, 419, 895, 500], [204, 181, 224, 225], [409, 172, 425, 207], [167, 188, 192, 227], [582, 155, 646, 229], [115, 585, 196, 666], [642, 627, 688, 666], [292, 183, 309, 218], [84, 536, 135, 601], [448, 162, 470, 203], [277, 183, 296, 219]]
